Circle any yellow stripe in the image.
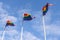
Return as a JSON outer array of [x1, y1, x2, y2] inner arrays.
[[43, 7, 46, 11]]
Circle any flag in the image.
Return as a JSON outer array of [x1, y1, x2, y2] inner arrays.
[[23, 13, 35, 21], [42, 3, 53, 16], [5, 20, 15, 27]]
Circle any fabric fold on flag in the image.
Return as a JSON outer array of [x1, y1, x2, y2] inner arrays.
[[5, 20, 15, 27], [42, 3, 53, 16], [23, 13, 35, 21]]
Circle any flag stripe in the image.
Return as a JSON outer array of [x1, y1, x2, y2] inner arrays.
[[23, 13, 32, 21]]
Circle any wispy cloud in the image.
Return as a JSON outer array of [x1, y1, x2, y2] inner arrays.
[[23, 31, 41, 40], [31, 11, 60, 40], [47, 37, 58, 40], [0, 30, 41, 40], [0, 1, 60, 40], [0, 2, 17, 29]]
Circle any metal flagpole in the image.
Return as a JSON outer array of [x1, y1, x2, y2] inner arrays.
[[2, 31, 5, 40], [20, 27, 23, 40], [2, 15, 8, 40], [2, 26, 6, 40], [20, 19, 24, 40], [42, 16, 46, 40]]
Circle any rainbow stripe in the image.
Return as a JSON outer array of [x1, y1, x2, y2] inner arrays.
[[42, 3, 48, 16], [5, 20, 15, 26], [23, 13, 32, 21]]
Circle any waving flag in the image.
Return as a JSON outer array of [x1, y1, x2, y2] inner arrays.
[[5, 20, 15, 27], [4, 20, 15, 30], [23, 13, 35, 21], [42, 3, 53, 16]]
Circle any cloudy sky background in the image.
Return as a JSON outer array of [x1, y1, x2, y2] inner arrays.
[[0, 0, 60, 40]]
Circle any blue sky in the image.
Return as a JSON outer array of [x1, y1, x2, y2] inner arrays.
[[0, 0, 60, 40]]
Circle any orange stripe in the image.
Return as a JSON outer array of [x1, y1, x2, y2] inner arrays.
[[24, 14, 30, 17], [42, 6, 47, 11]]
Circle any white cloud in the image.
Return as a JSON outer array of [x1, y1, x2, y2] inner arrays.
[[46, 25, 60, 36], [0, 2, 60, 40], [48, 37, 58, 40], [23, 31, 41, 40], [3, 16, 17, 22], [0, 30, 20, 40], [32, 23, 60, 36], [0, 2, 17, 29], [0, 30, 41, 40], [6, 30, 19, 36], [0, 2, 17, 22], [0, 2, 17, 27], [31, 11, 60, 38], [0, 14, 17, 23]]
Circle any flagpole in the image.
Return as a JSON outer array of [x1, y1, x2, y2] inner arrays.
[[20, 27, 23, 40], [2, 16, 8, 40], [2, 27, 6, 40], [20, 20, 24, 40], [2, 31, 5, 40], [42, 16, 46, 40]]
